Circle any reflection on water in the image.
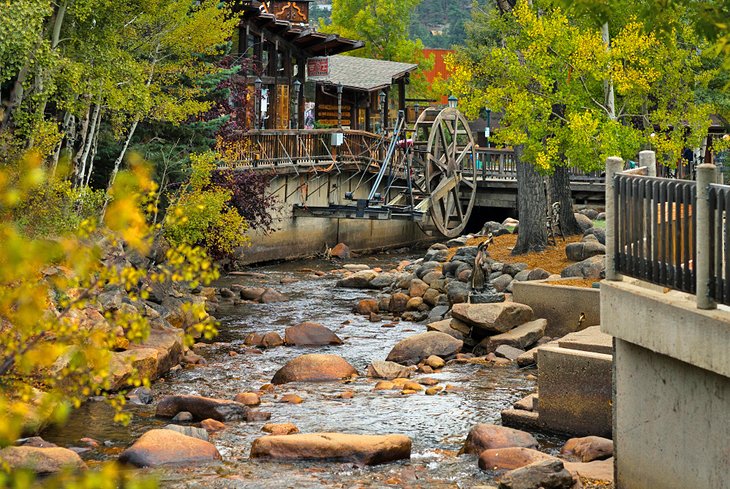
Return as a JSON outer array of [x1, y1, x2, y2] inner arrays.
[[43, 253, 563, 487]]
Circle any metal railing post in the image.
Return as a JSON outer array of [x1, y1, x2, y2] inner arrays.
[[606, 156, 624, 281], [696, 163, 717, 310], [639, 150, 656, 177]]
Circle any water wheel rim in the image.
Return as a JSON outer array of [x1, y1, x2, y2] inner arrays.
[[424, 107, 477, 238]]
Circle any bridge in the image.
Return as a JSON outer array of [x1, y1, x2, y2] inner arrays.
[[222, 128, 606, 210]]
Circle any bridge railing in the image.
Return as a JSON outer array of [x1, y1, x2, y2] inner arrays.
[[475, 147, 604, 182], [606, 153, 729, 309], [221, 129, 393, 170]]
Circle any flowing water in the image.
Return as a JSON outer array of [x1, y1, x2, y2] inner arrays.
[[43, 252, 564, 488]]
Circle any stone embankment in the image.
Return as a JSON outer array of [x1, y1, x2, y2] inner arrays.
[[6, 210, 614, 488]]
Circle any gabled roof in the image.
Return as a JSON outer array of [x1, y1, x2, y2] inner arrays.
[[315, 55, 418, 92], [232, 0, 364, 56]]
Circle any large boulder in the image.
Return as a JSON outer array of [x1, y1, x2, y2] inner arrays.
[[385, 331, 463, 366], [497, 459, 574, 489], [156, 395, 248, 421], [0, 446, 87, 475], [330, 243, 350, 260], [560, 255, 605, 279], [271, 354, 358, 384], [366, 361, 417, 379], [284, 322, 343, 346], [565, 241, 606, 262], [560, 436, 613, 462], [249, 433, 411, 466], [462, 424, 538, 455], [427, 318, 467, 341], [119, 429, 221, 467], [479, 447, 558, 471], [451, 302, 533, 334], [573, 213, 594, 232], [475, 319, 547, 356]]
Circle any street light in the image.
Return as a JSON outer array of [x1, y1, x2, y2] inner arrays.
[[337, 82, 343, 127], [292, 79, 301, 129], [254, 77, 262, 129], [448, 94, 458, 109], [483, 106, 491, 146]]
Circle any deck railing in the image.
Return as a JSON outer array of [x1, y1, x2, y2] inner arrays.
[[606, 152, 729, 309], [223, 129, 394, 170]]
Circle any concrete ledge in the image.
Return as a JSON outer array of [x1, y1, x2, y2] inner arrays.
[[601, 278, 730, 378], [512, 279, 600, 337], [537, 346, 612, 437]]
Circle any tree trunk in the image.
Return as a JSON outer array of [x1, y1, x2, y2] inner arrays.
[[512, 146, 547, 254], [601, 22, 616, 121], [549, 165, 581, 235], [77, 102, 101, 186]]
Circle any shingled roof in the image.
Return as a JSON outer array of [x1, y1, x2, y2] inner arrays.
[[315, 55, 418, 92]]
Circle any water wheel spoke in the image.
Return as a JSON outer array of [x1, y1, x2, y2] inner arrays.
[[451, 187, 464, 221], [454, 141, 473, 169]]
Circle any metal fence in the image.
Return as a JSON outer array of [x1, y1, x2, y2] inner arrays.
[[709, 183, 730, 305], [614, 173, 697, 294]]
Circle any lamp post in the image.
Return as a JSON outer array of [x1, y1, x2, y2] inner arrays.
[[484, 106, 491, 147], [254, 77, 262, 130], [448, 94, 458, 109], [378, 90, 386, 133], [292, 79, 301, 129], [337, 82, 343, 127]]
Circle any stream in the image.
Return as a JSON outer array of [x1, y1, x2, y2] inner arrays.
[[43, 251, 565, 488]]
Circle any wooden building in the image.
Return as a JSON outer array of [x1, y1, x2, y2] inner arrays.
[[230, 0, 364, 129], [310, 55, 417, 132]]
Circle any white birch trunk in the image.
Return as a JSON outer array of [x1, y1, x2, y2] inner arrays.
[[602, 22, 616, 121]]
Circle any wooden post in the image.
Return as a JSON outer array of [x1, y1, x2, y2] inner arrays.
[[639, 150, 656, 177]]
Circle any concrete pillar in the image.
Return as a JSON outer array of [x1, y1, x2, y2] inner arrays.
[[696, 163, 717, 310], [605, 157, 624, 281], [639, 150, 656, 177]]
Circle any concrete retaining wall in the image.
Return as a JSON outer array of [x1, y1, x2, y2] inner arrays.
[[601, 279, 730, 489], [238, 172, 429, 264], [512, 279, 600, 337]]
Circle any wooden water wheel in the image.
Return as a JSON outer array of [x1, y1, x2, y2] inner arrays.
[[411, 107, 477, 238]]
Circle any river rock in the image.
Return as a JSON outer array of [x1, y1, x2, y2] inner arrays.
[[451, 302, 533, 334], [462, 424, 539, 455], [366, 360, 417, 379], [422, 270, 444, 286], [0, 446, 87, 474], [262, 423, 300, 435], [343, 264, 370, 272], [385, 331, 463, 366], [259, 288, 288, 303], [409, 279, 429, 298], [172, 411, 193, 422], [330, 243, 350, 260], [560, 255, 605, 279], [502, 263, 528, 277], [249, 433, 412, 466], [163, 424, 209, 441], [337, 270, 378, 288], [355, 298, 379, 315], [492, 274, 513, 292], [563, 458, 614, 482], [425, 355, 445, 369], [156, 395, 248, 421], [389, 292, 410, 313], [447, 281, 470, 304], [284, 322, 343, 346], [527, 268, 550, 281], [497, 459, 573, 489], [416, 261, 441, 279], [479, 447, 558, 471], [262, 331, 284, 347], [119, 429, 221, 467], [370, 273, 398, 289], [234, 392, 261, 406], [271, 354, 358, 384], [495, 345, 525, 360], [201, 419, 226, 432], [239, 287, 266, 301], [475, 319, 546, 355], [127, 386, 153, 405], [426, 319, 466, 341], [574, 213, 594, 232], [560, 436, 613, 462]]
